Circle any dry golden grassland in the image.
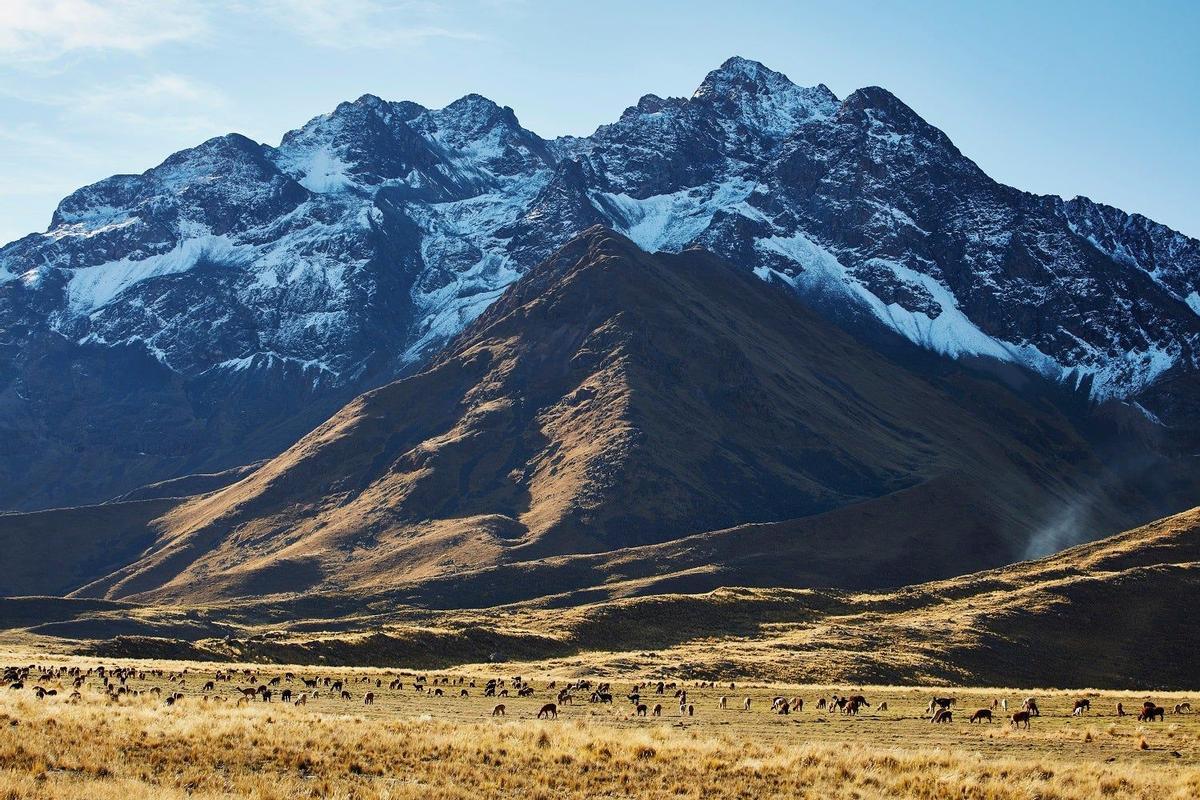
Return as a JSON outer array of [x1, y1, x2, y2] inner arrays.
[[1, 655, 1198, 799]]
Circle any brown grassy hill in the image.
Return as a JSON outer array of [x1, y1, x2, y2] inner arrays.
[[5, 502, 1196, 689], [17, 227, 1160, 603], [521, 502, 1200, 688], [319, 475, 1023, 609]]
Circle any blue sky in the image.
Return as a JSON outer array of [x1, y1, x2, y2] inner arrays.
[[1, 0, 1196, 245]]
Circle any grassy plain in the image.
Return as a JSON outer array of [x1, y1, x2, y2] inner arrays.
[[1, 654, 1197, 799]]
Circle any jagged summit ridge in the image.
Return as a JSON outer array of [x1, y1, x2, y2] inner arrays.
[[691, 55, 839, 134], [1, 56, 1199, 510]]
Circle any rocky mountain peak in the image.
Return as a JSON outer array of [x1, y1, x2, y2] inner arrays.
[[692, 55, 796, 99], [622, 93, 685, 119], [837, 86, 939, 137], [692, 56, 839, 137], [348, 93, 391, 114], [422, 93, 521, 137], [404, 92, 551, 179]]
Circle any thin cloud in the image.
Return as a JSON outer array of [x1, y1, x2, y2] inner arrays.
[[0, 0, 207, 63], [75, 74, 233, 134], [248, 0, 483, 48], [1, 73, 233, 137]]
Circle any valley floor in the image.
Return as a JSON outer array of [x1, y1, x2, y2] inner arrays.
[[2, 654, 1198, 799]]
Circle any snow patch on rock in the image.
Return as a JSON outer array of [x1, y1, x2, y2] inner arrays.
[[66, 234, 250, 314], [285, 146, 356, 193], [596, 177, 758, 252], [754, 234, 1076, 388]]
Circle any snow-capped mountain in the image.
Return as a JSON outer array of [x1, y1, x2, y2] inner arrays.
[[2, 56, 1198, 510]]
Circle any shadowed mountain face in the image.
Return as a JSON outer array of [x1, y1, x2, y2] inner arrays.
[[16, 228, 1169, 605], [2, 57, 1199, 511], [6, 467, 1200, 690]]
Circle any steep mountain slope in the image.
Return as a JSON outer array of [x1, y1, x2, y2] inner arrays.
[[2, 58, 1198, 510], [46, 229, 1167, 604], [316, 476, 1034, 609]]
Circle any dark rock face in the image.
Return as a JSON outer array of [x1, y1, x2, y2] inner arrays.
[[1, 56, 1198, 510]]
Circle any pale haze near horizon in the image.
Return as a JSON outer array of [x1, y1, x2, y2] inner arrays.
[[0, 0, 1196, 246]]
